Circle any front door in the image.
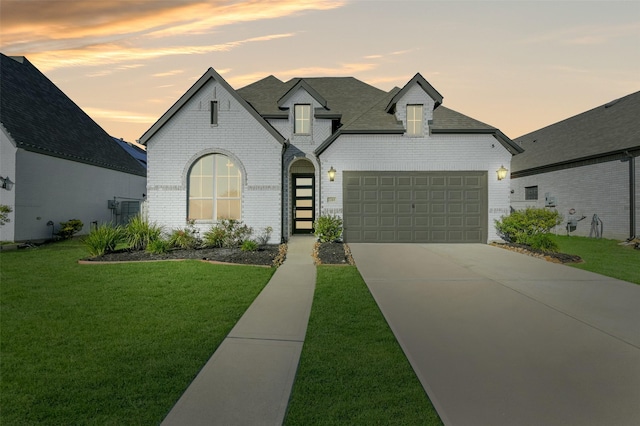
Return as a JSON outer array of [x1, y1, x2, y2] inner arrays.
[[293, 174, 315, 234]]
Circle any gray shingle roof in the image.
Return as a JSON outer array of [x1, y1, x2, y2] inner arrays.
[[0, 54, 146, 177], [238, 73, 519, 155], [512, 91, 640, 174]]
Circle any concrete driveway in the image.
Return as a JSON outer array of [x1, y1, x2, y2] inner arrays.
[[350, 243, 640, 426]]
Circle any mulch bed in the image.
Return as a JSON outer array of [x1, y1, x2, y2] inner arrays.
[[84, 244, 287, 267], [313, 241, 355, 265], [82, 241, 355, 266], [490, 242, 583, 264]]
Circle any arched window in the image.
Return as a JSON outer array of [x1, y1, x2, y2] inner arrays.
[[188, 154, 242, 220]]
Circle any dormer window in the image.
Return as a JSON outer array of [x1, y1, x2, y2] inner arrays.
[[294, 104, 311, 134], [406, 104, 423, 136]]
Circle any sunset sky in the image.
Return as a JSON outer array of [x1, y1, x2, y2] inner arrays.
[[1, 0, 638, 145]]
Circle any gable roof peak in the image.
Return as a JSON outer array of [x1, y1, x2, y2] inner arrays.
[[139, 66, 285, 145], [277, 78, 328, 109], [386, 73, 444, 112]]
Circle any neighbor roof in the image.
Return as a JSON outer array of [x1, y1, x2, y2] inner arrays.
[[114, 137, 147, 169], [512, 91, 640, 175], [0, 54, 146, 177]]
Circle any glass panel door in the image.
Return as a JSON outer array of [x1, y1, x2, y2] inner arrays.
[[293, 173, 314, 234]]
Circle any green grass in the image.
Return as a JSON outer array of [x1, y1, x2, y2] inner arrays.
[[551, 235, 639, 284], [0, 239, 273, 424], [285, 266, 443, 425]]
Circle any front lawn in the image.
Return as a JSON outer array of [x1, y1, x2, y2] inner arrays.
[[551, 235, 639, 284], [285, 266, 443, 425], [0, 239, 273, 424]]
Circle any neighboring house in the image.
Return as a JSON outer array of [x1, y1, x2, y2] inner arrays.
[[511, 91, 640, 240], [141, 67, 522, 244], [0, 54, 147, 242]]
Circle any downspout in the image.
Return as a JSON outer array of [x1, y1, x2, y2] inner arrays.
[[627, 152, 636, 240]]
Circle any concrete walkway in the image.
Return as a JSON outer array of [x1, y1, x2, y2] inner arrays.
[[162, 236, 316, 426], [351, 243, 640, 426]]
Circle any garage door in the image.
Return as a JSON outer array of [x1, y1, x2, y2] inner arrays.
[[343, 171, 487, 243]]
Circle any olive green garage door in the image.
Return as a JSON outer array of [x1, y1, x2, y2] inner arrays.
[[343, 171, 488, 243]]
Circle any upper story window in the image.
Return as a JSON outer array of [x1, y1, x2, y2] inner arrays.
[[406, 104, 423, 136], [294, 104, 311, 134]]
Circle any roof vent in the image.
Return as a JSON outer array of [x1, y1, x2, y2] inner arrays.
[[604, 98, 621, 108]]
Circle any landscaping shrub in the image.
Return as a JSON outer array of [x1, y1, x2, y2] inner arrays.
[[0, 205, 12, 226], [123, 215, 163, 250], [57, 219, 83, 239], [495, 208, 562, 245], [167, 220, 201, 249], [314, 215, 343, 242], [255, 226, 273, 246], [241, 240, 259, 252], [203, 219, 253, 248], [83, 223, 123, 256], [526, 233, 559, 252], [146, 238, 170, 254]]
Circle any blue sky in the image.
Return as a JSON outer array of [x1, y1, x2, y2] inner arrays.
[[1, 0, 638, 143]]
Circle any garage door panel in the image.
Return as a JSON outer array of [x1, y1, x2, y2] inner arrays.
[[346, 189, 361, 201], [398, 216, 412, 227], [448, 217, 463, 227], [448, 176, 463, 186], [363, 216, 378, 227], [364, 177, 378, 186], [380, 216, 395, 226], [346, 215, 361, 227], [431, 176, 446, 186], [466, 176, 481, 186], [380, 203, 395, 214], [415, 216, 429, 227], [398, 190, 411, 200], [432, 217, 446, 227], [346, 176, 361, 186], [363, 203, 378, 214], [345, 203, 361, 214], [380, 177, 394, 186], [398, 203, 412, 214], [432, 191, 446, 200], [380, 191, 395, 201], [466, 217, 480, 226], [414, 176, 428, 186], [363, 190, 378, 201], [343, 171, 487, 243], [415, 203, 428, 213]]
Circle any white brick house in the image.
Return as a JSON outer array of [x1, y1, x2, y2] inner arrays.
[[511, 91, 639, 241], [141, 68, 522, 243]]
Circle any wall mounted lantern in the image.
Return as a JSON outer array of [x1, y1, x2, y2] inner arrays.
[[1, 176, 14, 190], [328, 166, 336, 182], [496, 165, 508, 181]]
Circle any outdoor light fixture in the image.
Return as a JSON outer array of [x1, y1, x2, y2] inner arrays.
[[496, 165, 508, 181], [1, 176, 14, 190], [328, 166, 336, 182]]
